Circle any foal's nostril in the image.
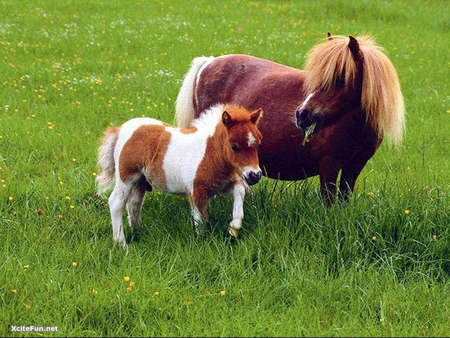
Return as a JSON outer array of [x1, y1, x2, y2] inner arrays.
[[246, 171, 262, 185]]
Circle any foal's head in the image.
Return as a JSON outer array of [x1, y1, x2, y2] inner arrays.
[[295, 34, 405, 144], [221, 105, 263, 185]]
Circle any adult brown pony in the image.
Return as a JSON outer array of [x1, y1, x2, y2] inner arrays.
[[175, 35, 405, 204]]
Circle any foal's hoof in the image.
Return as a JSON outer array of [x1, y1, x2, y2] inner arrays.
[[228, 227, 239, 238], [223, 227, 239, 244], [114, 238, 128, 249]]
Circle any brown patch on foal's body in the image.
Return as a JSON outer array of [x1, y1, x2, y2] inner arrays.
[[179, 127, 197, 134], [119, 125, 170, 190]]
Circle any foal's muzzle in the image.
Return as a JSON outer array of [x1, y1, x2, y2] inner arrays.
[[245, 170, 262, 186]]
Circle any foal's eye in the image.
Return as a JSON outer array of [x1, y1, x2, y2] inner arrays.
[[231, 143, 239, 152]]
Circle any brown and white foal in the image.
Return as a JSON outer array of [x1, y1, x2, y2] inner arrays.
[[96, 104, 263, 246]]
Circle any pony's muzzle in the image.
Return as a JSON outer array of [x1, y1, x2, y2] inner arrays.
[[245, 169, 262, 186], [295, 108, 312, 131]]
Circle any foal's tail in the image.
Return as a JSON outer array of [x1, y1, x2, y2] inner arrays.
[[96, 127, 119, 194], [175, 56, 214, 128]]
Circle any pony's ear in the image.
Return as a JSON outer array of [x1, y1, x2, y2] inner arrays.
[[250, 108, 263, 125], [348, 36, 360, 60], [222, 111, 234, 128], [327, 32, 332, 40]]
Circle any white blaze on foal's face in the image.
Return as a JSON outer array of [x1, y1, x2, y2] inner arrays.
[[247, 131, 256, 147]]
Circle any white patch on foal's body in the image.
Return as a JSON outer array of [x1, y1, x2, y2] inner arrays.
[[247, 131, 256, 147], [163, 104, 224, 194]]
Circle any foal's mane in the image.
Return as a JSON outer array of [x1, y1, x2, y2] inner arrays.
[[190, 104, 255, 131], [305, 35, 405, 144], [190, 104, 224, 134]]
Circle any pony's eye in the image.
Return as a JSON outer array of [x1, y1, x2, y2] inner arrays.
[[231, 143, 239, 152], [336, 77, 345, 88]]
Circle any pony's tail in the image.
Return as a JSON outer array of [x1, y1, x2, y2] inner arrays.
[[175, 56, 215, 128], [96, 127, 119, 194]]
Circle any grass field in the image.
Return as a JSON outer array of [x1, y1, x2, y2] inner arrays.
[[1, 0, 449, 336]]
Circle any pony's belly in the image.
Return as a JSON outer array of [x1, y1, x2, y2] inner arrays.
[[260, 158, 318, 180]]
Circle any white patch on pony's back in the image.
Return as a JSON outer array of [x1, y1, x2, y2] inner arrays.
[[247, 132, 256, 147], [195, 57, 215, 87], [114, 118, 163, 182], [175, 56, 215, 128], [163, 104, 225, 194]]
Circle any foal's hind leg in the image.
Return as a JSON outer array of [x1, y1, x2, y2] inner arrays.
[[109, 179, 134, 247], [126, 177, 150, 228]]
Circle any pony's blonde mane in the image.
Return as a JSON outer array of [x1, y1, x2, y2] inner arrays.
[[305, 35, 405, 145]]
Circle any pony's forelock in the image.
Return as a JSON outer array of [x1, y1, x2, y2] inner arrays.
[[304, 35, 405, 145]]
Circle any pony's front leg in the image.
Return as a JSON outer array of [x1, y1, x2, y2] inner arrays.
[[318, 156, 340, 206], [228, 183, 246, 238], [189, 188, 209, 235]]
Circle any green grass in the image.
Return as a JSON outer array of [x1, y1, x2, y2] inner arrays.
[[1, 0, 449, 336]]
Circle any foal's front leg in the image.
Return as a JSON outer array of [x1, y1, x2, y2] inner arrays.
[[189, 186, 209, 235], [228, 183, 246, 238]]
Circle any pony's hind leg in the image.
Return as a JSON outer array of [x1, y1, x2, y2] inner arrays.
[[109, 179, 134, 247], [126, 176, 149, 228]]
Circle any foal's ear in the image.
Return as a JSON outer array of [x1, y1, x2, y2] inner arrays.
[[327, 32, 333, 40], [222, 111, 234, 128], [250, 108, 263, 125], [348, 36, 360, 59]]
